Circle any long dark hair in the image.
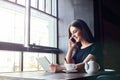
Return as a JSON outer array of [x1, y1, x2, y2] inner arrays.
[[68, 19, 94, 43]]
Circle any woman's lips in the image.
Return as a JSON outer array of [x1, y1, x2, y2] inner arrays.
[[74, 37, 79, 42]]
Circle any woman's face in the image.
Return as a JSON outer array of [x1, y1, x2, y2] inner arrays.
[[70, 26, 83, 42]]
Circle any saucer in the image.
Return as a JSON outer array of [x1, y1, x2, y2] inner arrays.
[[62, 70, 78, 73], [104, 69, 115, 72]]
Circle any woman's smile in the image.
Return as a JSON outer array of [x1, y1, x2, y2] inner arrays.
[[70, 26, 82, 42]]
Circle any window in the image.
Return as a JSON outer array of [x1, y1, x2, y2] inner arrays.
[[0, 50, 20, 72], [17, 0, 25, 6], [30, 9, 57, 47], [0, 1, 25, 44], [9, 0, 16, 3], [0, 50, 56, 72], [0, 0, 58, 72], [23, 52, 56, 71]]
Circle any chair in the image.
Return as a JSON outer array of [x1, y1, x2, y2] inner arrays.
[[96, 75, 120, 80]]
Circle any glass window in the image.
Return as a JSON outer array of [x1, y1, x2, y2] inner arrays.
[[31, 0, 37, 8], [8, 0, 16, 2], [39, 0, 45, 11], [52, 0, 57, 16], [17, 0, 25, 6], [30, 9, 57, 47], [46, 0, 52, 14], [0, 1, 25, 44], [23, 52, 38, 71], [0, 50, 56, 72], [23, 52, 56, 71], [0, 0, 58, 72], [0, 50, 20, 72]]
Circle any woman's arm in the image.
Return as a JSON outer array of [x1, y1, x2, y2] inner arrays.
[[76, 54, 95, 70], [83, 54, 95, 63], [65, 47, 75, 63], [65, 37, 77, 63]]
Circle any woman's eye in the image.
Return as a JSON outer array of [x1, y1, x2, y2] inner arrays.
[[73, 30, 77, 33]]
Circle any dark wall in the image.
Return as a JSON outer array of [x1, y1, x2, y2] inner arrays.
[[94, 0, 120, 70], [103, 20, 120, 70], [102, 1, 120, 71], [73, 0, 94, 35]]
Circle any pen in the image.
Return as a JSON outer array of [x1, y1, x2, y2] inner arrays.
[[64, 58, 68, 63]]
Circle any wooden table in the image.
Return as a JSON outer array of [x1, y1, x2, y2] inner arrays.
[[0, 71, 115, 80]]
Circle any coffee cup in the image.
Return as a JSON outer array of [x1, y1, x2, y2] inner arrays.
[[65, 64, 77, 70]]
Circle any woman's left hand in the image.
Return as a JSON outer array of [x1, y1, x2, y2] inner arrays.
[[49, 64, 58, 73], [49, 64, 65, 73]]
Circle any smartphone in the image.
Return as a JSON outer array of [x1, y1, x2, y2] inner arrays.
[[71, 38, 76, 43]]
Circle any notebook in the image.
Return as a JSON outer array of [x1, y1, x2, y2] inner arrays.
[[36, 56, 51, 72]]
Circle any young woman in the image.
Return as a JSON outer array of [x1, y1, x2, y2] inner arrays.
[[49, 19, 103, 72]]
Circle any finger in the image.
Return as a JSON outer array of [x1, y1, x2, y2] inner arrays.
[[69, 36, 73, 40]]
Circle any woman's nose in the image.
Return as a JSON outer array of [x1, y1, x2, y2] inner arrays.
[[72, 34, 75, 38]]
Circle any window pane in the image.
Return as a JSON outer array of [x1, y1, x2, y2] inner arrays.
[[17, 0, 25, 6], [46, 0, 52, 14], [23, 52, 38, 71], [8, 0, 16, 2], [0, 1, 25, 44], [23, 52, 55, 71], [39, 0, 44, 11], [31, 0, 37, 8], [30, 9, 57, 47], [0, 50, 20, 72], [52, 0, 57, 16]]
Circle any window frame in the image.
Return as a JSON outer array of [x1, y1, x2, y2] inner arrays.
[[0, 0, 59, 72]]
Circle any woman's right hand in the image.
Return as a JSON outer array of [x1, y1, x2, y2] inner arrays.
[[65, 37, 77, 63], [68, 37, 77, 49]]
